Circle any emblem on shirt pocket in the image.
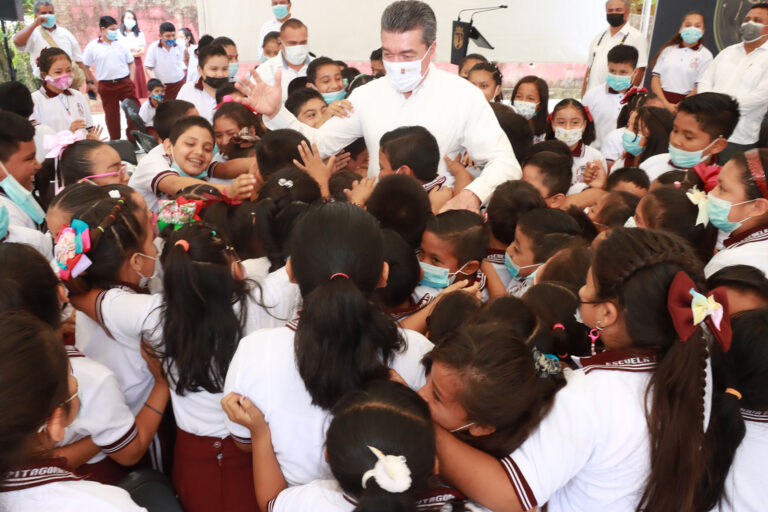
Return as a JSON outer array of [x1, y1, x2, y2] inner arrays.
[[77, 104, 85, 117]]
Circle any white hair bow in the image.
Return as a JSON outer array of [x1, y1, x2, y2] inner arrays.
[[361, 446, 412, 493]]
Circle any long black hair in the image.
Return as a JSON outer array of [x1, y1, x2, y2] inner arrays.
[[291, 202, 404, 410], [120, 10, 140, 36]]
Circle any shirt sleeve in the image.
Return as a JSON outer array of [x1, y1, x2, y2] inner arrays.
[[145, 44, 156, 68], [64, 29, 84, 62], [732, 63, 768, 111], [79, 92, 94, 127], [587, 33, 600, 67], [696, 50, 714, 85], [83, 42, 95, 67], [98, 289, 160, 348], [77, 365, 138, 453], [222, 337, 258, 443], [633, 34, 649, 68], [651, 47, 668, 76], [138, 32, 147, 48], [696, 52, 717, 92], [124, 46, 134, 65]]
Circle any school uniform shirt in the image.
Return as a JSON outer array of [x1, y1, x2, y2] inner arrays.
[[144, 41, 185, 85], [388, 295, 435, 324], [0, 458, 145, 511], [117, 30, 146, 56], [33, 121, 56, 164], [485, 248, 514, 290], [5, 224, 52, 258], [507, 276, 533, 299], [177, 79, 217, 123], [651, 43, 713, 96], [83, 39, 134, 81], [223, 324, 433, 486], [698, 40, 768, 145], [602, 127, 625, 163], [715, 410, 768, 512], [256, 52, 312, 104], [127, 145, 174, 212], [0, 194, 38, 230], [31, 87, 93, 134], [571, 142, 608, 188], [638, 152, 685, 182], [586, 24, 649, 93], [264, 64, 520, 204], [582, 84, 625, 150], [257, 18, 283, 62], [185, 44, 199, 84], [15, 25, 84, 77], [241, 256, 271, 283], [704, 224, 768, 278], [138, 99, 156, 127], [59, 346, 138, 464]]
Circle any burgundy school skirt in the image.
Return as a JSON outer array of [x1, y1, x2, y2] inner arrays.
[[662, 90, 686, 104], [173, 428, 257, 512], [133, 56, 148, 99]]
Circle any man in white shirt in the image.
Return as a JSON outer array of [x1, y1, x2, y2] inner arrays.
[[698, 3, 768, 161], [239, 1, 519, 213], [582, 0, 648, 95], [256, 19, 311, 102], [257, 0, 292, 62], [145, 22, 186, 100], [12, 0, 96, 94]]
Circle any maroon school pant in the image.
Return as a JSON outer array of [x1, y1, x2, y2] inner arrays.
[[164, 78, 185, 101], [98, 77, 138, 140], [172, 428, 258, 512]]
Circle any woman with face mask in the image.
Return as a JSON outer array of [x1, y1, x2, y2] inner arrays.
[[117, 10, 148, 99]]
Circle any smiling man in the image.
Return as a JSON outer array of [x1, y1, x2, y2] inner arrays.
[[238, 0, 519, 212]]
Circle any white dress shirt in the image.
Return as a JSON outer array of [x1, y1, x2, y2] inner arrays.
[[264, 65, 520, 204], [83, 39, 133, 81], [257, 52, 311, 103], [145, 40, 185, 84], [698, 40, 768, 145], [586, 23, 649, 93], [257, 17, 284, 61], [31, 87, 93, 133], [185, 44, 199, 83], [651, 43, 713, 95], [15, 25, 84, 77]]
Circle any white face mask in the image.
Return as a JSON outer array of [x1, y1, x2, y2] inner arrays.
[[513, 100, 538, 120], [624, 216, 637, 228], [555, 126, 584, 147], [382, 44, 434, 93], [135, 252, 159, 289], [283, 44, 309, 66]]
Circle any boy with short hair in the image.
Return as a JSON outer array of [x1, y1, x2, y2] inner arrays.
[[521, 151, 573, 209], [583, 44, 639, 150], [139, 79, 165, 130], [379, 126, 442, 191], [606, 166, 650, 197], [640, 92, 739, 181], [144, 22, 186, 100]]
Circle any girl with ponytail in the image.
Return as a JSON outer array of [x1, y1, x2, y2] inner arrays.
[[431, 228, 728, 512], [223, 202, 434, 487]]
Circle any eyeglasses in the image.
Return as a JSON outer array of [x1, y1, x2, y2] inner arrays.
[[37, 376, 79, 433], [578, 297, 604, 306], [80, 163, 128, 183]]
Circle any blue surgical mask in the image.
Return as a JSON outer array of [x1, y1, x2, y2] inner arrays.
[[504, 252, 541, 279], [705, 193, 755, 233], [170, 148, 209, 179], [622, 129, 645, 156], [164, 38, 176, 46], [681, 27, 703, 45], [273, 3, 289, 19], [0, 204, 8, 240], [150, 92, 164, 102], [606, 73, 632, 92], [418, 261, 467, 290], [668, 138, 720, 169], [0, 162, 45, 225], [107, 29, 119, 41], [228, 62, 239, 79], [42, 14, 56, 29], [321, 89, 347, 104]]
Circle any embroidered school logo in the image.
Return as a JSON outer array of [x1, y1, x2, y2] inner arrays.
[[77, 103, 85, 117], [453, 25, 465, 50]]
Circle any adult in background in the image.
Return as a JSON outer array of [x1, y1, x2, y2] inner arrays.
[[12, 0, 97, 94], [698, 3, 768, 161], [370, 47, 385, 76], [582, 0, 648, 95], [256, 19, 312, 102], [257, 0, 292, 62], [118, 10, 148, 99], [238, 0, 519, 212]]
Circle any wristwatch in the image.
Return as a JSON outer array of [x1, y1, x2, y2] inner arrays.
[[87, 80, 95, 84]]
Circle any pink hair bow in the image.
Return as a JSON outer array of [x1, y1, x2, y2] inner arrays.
[[44, 130, 85, 159]]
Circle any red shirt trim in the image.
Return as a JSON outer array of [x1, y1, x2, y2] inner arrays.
[[579, 349, 657, 375], [0, 458, 83, 491], [387, 295, 434, 322], [499, 456, 538, 510], [195, 77, 204, 91], [41, 84, 72, 98], [484, 247, 506, 265], [723, 224, 768, 249], [741, 409, 768, 423]]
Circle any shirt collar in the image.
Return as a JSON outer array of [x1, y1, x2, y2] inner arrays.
[[723, 223, 768, 248], [679, 41, 703, 50], [195, 77, 204, 91], [571, 141, 585, 157], [0, 458, 83, 492], [40, 83, 72, 97]]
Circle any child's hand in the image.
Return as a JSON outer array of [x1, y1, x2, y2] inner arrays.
[[225, 173, 258, 201], [344, 176, 376, 207], [221, 392, 270, 437], [443, 154, 468, 178], [248, 158, 263, 201], [429, 185, 454, 215], [461, 153, 476, 169], [331, 151, 351, 173], [69, 120, 87, 133], [323, 99, 354, 121], [584, 160, 607, 189], [86, 125, 106, 141], [293, 141, 334, 194], [140, 340, 166, 383]]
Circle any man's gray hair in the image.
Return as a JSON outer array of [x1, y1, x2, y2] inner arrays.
[[33, 0, 54, 14], [381, 1, 437, 46], [605, 0, 630, 10]]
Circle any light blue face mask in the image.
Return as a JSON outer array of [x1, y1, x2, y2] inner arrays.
[[42, 14, 56, 29], [668, 138, 720, 169], [0, 204, 8, 240], [273, 3, 289, 19], [322, 89, 347, 104], [107, 29, 119, 41], [622, 129, 645, 156], [228, 62, 239, 79], [170, 148, 209, 179], [418, 261, 468, 290], [504, 252, 541, 279], [606, 73, 632, 92], [681, 27, 703, 45], [0, 162, 45, 225], [705, 193, 755, 233]]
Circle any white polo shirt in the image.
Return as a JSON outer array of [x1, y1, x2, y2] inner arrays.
[[698, 40, 768, 145], [15, 25, 84, 77], [256, 52, 311, 104], [572, 143, 608, 186], [704, 225, 768, 278], [0, 194, 38, 230], [602, 127, 626, 163], [264, 65, 520, 204], [5, 224, 52, 258], [716, 410, 768, 512], [145, 41, 185, 84], [639, 152, 685, 182], [582, 84, 625, 150], [138, 100, 156, 127], [586, 23, 649, 93], [257, 18, 284, 62], [177, 80, 217, 123], [127, 145, 173, 212], [83, 39, 133, 81], [59, 346, 138, 464], [223, 324, 433, 486], [31, 87, 93, 134], [651, 43, 713, 95]]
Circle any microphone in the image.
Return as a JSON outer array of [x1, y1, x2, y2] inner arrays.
[[457, 5, 508, 22]]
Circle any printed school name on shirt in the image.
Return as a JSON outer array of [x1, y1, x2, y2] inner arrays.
[[6, 466, 70, 479]]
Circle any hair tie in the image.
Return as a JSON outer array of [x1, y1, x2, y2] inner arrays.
[[175, 240, 190, 252], [583, 105, 594, 123], [361, 446, 412, 493], [54, 219, 93, 280], [552, 323, 565, 331], [725, 388, 742, 400], [278, 178, 294, 189], [546, 113, 553, 124], [330, 272, 349, 280], [532, 347, 562, 379], [692, 163, 721, 193], [667, 271, 732, 352], [745, 149, 768, 200]]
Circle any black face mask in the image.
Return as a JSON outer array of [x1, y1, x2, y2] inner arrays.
[[607, 13, 625, 27], [204, 76, 229, 89]]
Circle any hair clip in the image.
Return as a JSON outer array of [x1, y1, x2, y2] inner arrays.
[[583, 106, 594, 123], [54, 219, 92, 280], [532, 347, 562, 379], [667, 271, 732, 352], [725, 388, 742, 400], [685, 186, 708, 227], [174, 239, 190, 252], [362, 446, 412, 494], [330, 272, 349, 280], [278, 178, 294, 189], [108, 189, 121, 199]]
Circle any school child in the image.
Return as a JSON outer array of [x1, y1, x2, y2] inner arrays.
[[341, 138, 369, 177], [605, 166, 650, 197], [582, 45, 640, 149], [0, 111, 44, 230], [373, 229, 427, 322], [306, 57, 347, 104], [600, 90, 662, 164], [695, 307, 768, 512], [706, 265, 768, 315], [511, 76, 550, 143], [144, 22, 186, 101], [178, 44, 230, 123], [640, 92, 739, 181], [379, 126, 445, 193], [285, 88, 328, 128], [521, 151, 573, 208], [212, 102, 261, 161], [82, 16, 139, 140], [55, 140, 127, 187], [426, 290, 484, 343], [704, 149, 768, 278], [0, 313, 145, 511], [485, 180, 547, 290], [610, 106, 673, 172], [139, 79, 165, 130], [46, 183, 110, 239], [210, 36, 240, 82], [256, 129, 308, 182], [650, 11, 713, 110], [467, 62, 504, 103], [492, 103, 535, 165], [31, 48, 94, 135], [432, 228, 723, 512], [415, 210, 490, 304], [585, 190, 639, 231], [117, 10, 148, 99], [222, 381, 468, 511], [535, 245, 592, 292], [366, 174, 432, 249], [546, 99, 607, 192], [223, 203, 434, 487]]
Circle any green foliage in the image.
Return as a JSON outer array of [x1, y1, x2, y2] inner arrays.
[[0, 0, 38, 86]]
